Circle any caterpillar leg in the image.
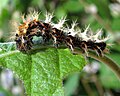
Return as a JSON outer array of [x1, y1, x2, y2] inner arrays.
[[51, 35, 58, 48], [95, 46, 103, 57], [65, 37, 74, 51], [67, 43, 74, 51], [65, 39, 74, 51], [80, 41, 88, 56]]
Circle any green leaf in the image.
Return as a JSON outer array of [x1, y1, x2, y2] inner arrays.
[[55, 7, 67, 19], [31, 49, 64, 96], [58, 49, 86, 78], [64, 73, 80, 96], [0, 87, 12, 96], [63, 0, 84, 13], [0, 47, 86, 96], [112, 17, 120, 31], [87, 0, 112, 20], [0, 51, 32, 95], [100, 62, 120, 89], [0, 0, 9, 14], [100, 53, 120, 89]]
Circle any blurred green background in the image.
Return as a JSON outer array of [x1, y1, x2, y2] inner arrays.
[[0, 0, 120, 96]]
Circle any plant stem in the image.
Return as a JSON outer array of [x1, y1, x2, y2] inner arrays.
[[22, 45, 120, 79], [0, 42, 16, 45], [74, 49, 120, 79], [0, 42, 120, 79], [91, 53, 120, 79]]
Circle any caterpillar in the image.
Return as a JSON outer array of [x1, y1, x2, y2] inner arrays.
[[15, 12, 109, 56]]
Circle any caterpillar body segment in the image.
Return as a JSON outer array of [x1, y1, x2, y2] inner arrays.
[[15, 12, 109, 56]]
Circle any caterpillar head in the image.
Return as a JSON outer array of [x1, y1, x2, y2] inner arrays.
[[14, 11, 41, 51]]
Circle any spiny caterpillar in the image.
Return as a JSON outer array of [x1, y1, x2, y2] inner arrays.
[[15, 12, 109, 56]]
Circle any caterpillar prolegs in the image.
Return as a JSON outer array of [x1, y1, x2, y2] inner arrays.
[[15, 12, 109, 56]]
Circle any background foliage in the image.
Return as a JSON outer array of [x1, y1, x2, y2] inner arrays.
[[0, 0, 120, 96]]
